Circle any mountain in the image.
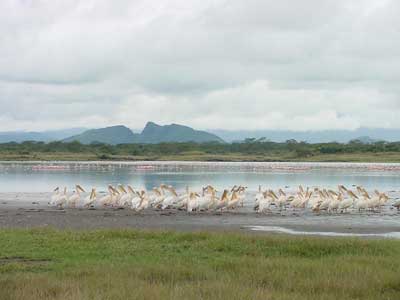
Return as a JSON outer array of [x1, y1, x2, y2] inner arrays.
[[0, 128, 86, 143], [210, 128, 400, 143], [62, 122, 224, 144], [139, 122, 224, 143], [63, 125, 139, 145]]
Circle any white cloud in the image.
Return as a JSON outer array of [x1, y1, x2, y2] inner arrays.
[[0, 0, 399, 131]]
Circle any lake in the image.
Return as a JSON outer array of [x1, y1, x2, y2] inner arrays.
[[1, 161, 399, 193]]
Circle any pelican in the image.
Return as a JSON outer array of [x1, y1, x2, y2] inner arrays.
[[98, 185, 117, 206], [275, 189, 287, 210], [215, 190, 230, 211], [161, 185, 179, 210], [354, 193, 368, 212], [67, 185, 86, 207], [290, 192, 304, 209], [131, 190, 148, 211], [257, 191, 274, 213], [254, 186, 264, 210], [226, 190, 241, 210], [187, 192, 200, 212], [118, 185, 133, 207], [328, 193, 342, 213], [151, 186, 165, 208], [50, 187, 61, 206], [83, 188, 97, 208], [367, 191, 384, 211], [318, 190, 331, 211], [393, 199, 400, 210], [338, 185, 348, 194], [54, 187, 68, 208], [339, 190, 358, 212]]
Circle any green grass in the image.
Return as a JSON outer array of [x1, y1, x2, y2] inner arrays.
[[3, 151, 400, 162], [0, 229, 399, 300]]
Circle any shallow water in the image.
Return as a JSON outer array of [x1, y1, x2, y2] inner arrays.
[[248, 226, 400, 239], [1, 161, 400, 193]]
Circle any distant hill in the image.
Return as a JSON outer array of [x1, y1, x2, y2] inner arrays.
[[210, 128, 399, 143], [139, 122, 224, 143], [63, 122, 224, 145], [63, 126, 139, 145], [0, 128, 86, 143]]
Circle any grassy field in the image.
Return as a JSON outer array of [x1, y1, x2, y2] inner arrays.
[[2, 151, 400, 162], [0, 229, 399, 300]]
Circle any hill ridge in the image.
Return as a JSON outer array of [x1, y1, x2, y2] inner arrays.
[[63, 122, 224, 145]]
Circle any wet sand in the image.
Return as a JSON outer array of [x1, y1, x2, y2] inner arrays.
[[1, 193, 400, 237]]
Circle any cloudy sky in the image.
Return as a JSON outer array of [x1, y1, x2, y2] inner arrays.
[[1, 0, 399, 132]]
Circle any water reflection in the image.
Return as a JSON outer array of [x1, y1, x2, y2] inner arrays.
[[0, 161, 399, 192]]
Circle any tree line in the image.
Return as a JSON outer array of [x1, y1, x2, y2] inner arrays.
[[0, 138, 399, 158]]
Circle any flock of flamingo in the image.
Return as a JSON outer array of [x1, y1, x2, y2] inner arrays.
[[49, 184, 400, 213]]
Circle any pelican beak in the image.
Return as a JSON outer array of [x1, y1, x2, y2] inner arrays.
[[120, 185, 127, 193]]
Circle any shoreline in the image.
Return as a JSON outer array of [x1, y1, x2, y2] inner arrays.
[[3, 151, 400, 163], [1, 207, 399, 237], [2, 160, 400, 167], [1, 193, 399, 237]]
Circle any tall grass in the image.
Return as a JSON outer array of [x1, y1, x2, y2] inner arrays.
[[0, 228, 399, 299]]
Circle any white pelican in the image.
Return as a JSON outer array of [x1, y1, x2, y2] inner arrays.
[[151, 187, 165, 208], [215, 190, 230, 211], [226, 190, 241, 210], [131, 191, 144, 210], [393, 199, 400, 210], [137, 191, 150, 211], [339, 190, 358, 212], [54, 187, 68, 208], [83, 188, 97, 208], [258, 191, 274, 213], [275, 189, 287, 210], [98, 185, 118, 206], [196, 186, 216, 211], [67, 185, 86, 207], [254, 186, 264, 210], [328, 192, 341, 213], [161, 185, 179, 210], [187, 192, 200, 212], [118, 185, 133, 207], [50, 187, 61, 206]]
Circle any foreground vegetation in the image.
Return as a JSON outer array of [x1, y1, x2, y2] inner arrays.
[[2, 139, 400, 162], [0, 229, 399, 300]]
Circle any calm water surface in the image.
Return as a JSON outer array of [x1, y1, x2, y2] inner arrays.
[[1, 161, 400, 193]]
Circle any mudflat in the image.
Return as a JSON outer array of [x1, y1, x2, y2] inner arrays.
[[1, 193, 399, 236]]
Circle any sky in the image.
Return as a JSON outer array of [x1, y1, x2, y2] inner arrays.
[[0, 0, 399, 132]]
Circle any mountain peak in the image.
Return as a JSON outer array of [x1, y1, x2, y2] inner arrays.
[[63, 125, 139, 145], [62, 122, 224, 144], [142, 121, 161, 135], [140, 122, 224, 143]]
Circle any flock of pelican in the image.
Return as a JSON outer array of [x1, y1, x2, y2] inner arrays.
[[49, 184, 400, 213], [255, 185, 398, 213], [49, 184, 247, 212]]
